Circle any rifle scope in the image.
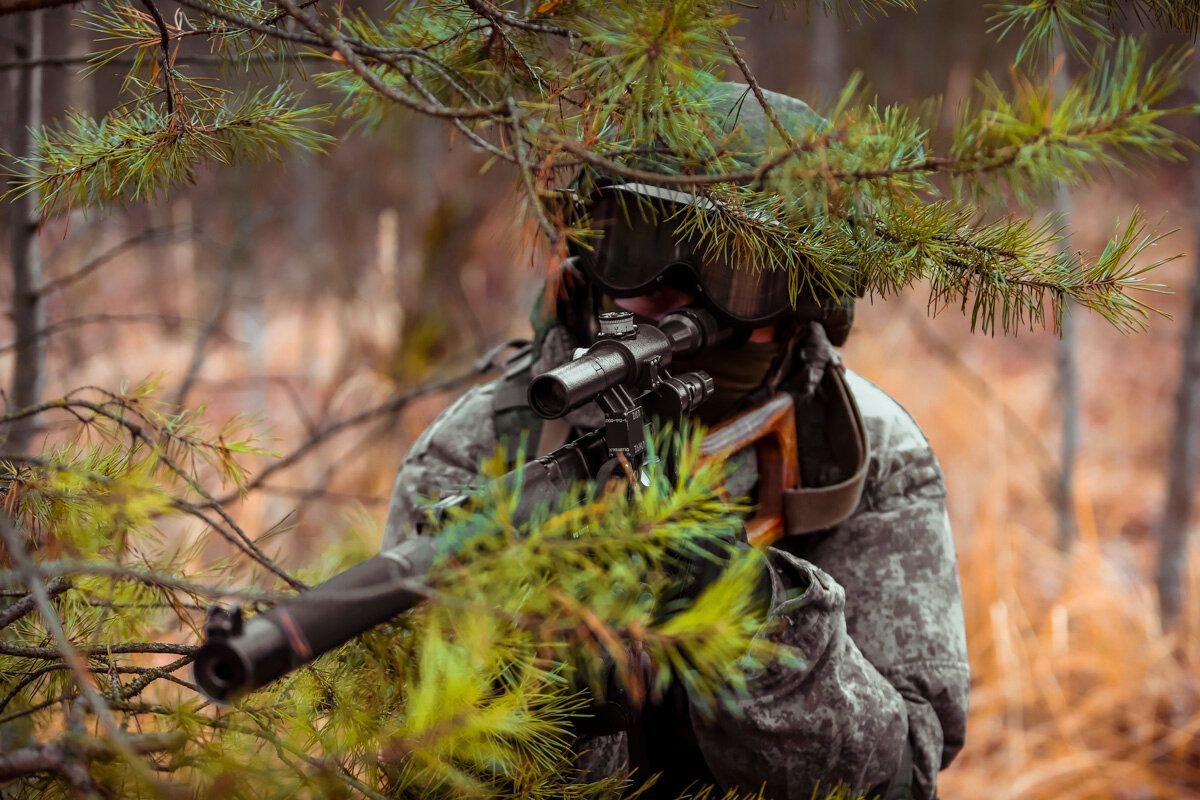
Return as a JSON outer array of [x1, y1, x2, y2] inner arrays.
[[527, 307, 720, 419]]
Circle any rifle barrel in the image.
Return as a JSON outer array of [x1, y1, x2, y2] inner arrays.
[[194, 542, 434, 702]]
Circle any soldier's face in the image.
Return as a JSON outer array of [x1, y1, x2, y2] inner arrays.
[[613, 286, 776, 343], [612, 285, 695, 321]]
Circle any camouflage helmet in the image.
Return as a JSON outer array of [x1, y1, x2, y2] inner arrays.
[[561, 81, 854, 343]]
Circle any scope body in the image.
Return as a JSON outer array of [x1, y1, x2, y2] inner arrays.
[[527, 308, 718, 419]]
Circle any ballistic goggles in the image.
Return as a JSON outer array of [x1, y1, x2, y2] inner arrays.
[[569, 183, 798, 326]]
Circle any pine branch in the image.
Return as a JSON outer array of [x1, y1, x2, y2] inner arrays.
[[0, 514, 168, 790], [3, 88, 333, 216], [992, 0, 1200, 64]]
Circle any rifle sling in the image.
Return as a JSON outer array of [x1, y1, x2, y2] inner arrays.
[[493, 333, 870, 534], [781, 362, 869, 536], [492, 344, 543, 468]]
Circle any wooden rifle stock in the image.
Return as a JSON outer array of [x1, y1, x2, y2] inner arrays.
[[699, 394, 798, 548]]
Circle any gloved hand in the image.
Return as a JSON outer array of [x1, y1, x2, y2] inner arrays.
[[569, 645, 655, 737]]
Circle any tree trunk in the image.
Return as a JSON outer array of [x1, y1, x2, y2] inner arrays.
[[5, 12, 45, 454], [806, 9, 842, 106], [1053, 37, 1079, 551], [1156, 95, 1200, 626], [1055, 288, 1080, 551]]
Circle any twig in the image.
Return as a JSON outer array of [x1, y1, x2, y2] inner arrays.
[[40, 226, 197, 296], [0, 732, 185, 783], [139, 0, 178, 116], [116, 655, 193, 699], [0, 313, 238, 356], [232, 719, 392, 800], [718, 29, 797, 149], [0, 51, 329, 71], [0, 640, 195, 659], [400, 65, 514, 161], [210, 367, 482, 506], [0, 395, 304, 590], [1, 559, 281, 601], [79, 598, 208, 611], [904, 306, 1058, 502], [542, 126, 840, 187], [460, 0, 572, 37], [0, 576, 70, 630], [0, 658, 192, 715], [1, 441, 296, 591], [0, 515, 164, 789], [257, 484, 387, 506], [173, 240, 236, 407], [274, 0, 506, 120], [508, 97, 558, 245], [170, 0, 326, 47], [0, 691, 75, 728]]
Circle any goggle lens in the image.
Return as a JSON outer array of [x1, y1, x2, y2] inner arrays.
[[572, 186, 794, 325]]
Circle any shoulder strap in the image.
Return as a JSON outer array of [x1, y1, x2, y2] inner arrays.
[[491, 343, 544, 470], [781, 362, 870, 535]]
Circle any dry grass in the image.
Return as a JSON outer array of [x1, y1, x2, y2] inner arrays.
[[844, 178, 1200, 797]]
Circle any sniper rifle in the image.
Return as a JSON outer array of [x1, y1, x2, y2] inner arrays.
[[194, 307, 743, 703]]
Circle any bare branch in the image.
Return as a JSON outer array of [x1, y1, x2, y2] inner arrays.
[[257, 483, 388, 506], [40, 226, 197, 297], [0, 732, 185, 782], [0, 0, 80, 16], [173, 239, 236, 406], [139, 0, 178, 115], [0, 313, 237, 356], [211, 366, 482, 506], [0, 576, 70, 630]]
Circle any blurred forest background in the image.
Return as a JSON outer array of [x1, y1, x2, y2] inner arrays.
[[3, 1, 1200, 797]]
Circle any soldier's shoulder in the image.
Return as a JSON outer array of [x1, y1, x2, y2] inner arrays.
[[404, 379, 500, 464], [842, 369, 930, 450], [841, 369, 944, 503]]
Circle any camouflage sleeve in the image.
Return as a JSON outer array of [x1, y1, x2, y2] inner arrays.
[[691, 371, 969, 800], [381, 381, 500, 549]]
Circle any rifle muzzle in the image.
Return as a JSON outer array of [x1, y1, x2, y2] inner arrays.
[[194, 538, 437, 703]]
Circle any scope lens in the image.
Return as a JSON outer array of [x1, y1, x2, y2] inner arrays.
[[528, 375, 570, 419]]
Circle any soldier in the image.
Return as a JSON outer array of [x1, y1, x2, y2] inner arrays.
[[383, 84, 969, 800]]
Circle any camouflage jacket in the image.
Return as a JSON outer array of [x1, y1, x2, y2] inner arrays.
[[382, 325, 969, 800]]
